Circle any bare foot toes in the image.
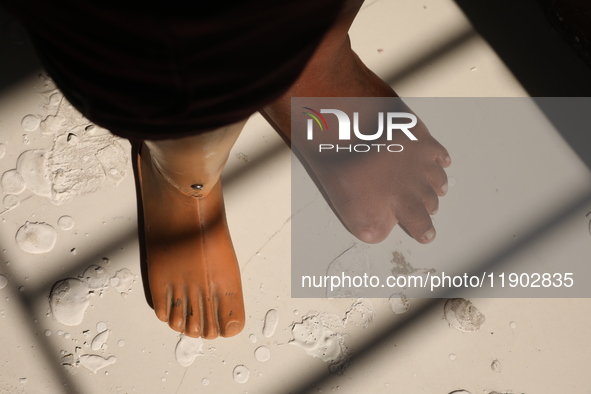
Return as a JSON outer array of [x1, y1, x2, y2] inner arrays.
[[263, 41, 451, 244], [301, 112, 448, 244]]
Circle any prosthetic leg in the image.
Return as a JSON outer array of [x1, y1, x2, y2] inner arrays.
[[137, 119, 247, 339]]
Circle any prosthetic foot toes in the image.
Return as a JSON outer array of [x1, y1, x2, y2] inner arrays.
[[137, 144, 245, 338]]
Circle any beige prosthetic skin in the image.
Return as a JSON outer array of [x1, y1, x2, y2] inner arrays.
[[263, 0, 451, 244], [138, 119, 247, 339]]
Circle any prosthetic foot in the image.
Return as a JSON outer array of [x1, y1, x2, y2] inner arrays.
[[136, 121, 246, 338]]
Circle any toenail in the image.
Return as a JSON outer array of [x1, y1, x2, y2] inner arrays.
[[191, 184, 203, 190], [422, 228, 435, 242], [156, 312, 168, 322], [224, 321, 243, 337], [441, 183, 448, 195], [444, 155, 451, 165]]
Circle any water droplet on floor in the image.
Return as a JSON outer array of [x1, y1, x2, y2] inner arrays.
[[449, 353, 456, 360], [57, 330, 63, 336], [443, 298, 485, 332], [254, 346, 270, 362], [96, 321, 108, 333], [49, 92, 62, 106], [290, 314, 344, 364], [509, 321, 517, 329], [0, 144, 5, 159], [233, 365, 250, 383], [19, 378, 27, 384], [57, 216, 75, 230], [79, 354, 116, 374], [44, 330, 51, 336], [491, 359, 501, 373], [96, 143, 128, 185], [388, 293, 410, 314], [16, 150, 51, 198], [248, 334, 257, 343], [49, 278, 91, 326], [0, 275, 7, 289], [21, 115, 40, 131], [91, 330, 109, 351], [343, 299, 374, 328], [201, 378, 210, 386], [448, 176, 456, 187], [40, 115, 65, 135], [3, 194, 20, 210], [117, 340, 125, 347], [262, 309, 278, 338], [81, 265, 109, 289], [175, 335, 204, 367], [1, 170, 26, 194], [16, 222, 57, 254], [109, 268, 134, 295]]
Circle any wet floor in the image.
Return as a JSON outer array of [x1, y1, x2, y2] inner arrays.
[[1, 0, 590, 393]]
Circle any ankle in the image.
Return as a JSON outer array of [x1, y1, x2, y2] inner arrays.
[[139, 142, 216, 198], [149, 154, 214, 198]]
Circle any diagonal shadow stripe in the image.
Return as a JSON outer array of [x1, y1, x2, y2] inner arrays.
[[24, 222, 139, 303], [1, 0, 590, 392], [285, 188, 591, 394], [383, 27, 477, 88], [453, 0, 591, 97], [1, 269, 85, 394]]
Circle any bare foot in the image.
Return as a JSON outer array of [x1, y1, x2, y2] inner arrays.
[[263, 38, 450, 244], [137, 143, 245, 338]]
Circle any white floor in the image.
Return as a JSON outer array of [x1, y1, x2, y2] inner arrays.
[[0, 1, 590, 393]]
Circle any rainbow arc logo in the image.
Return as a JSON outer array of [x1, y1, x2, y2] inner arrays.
[[302, 107, 328, 131]]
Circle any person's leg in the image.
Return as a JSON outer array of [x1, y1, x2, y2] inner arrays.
[[262, 0, 451, 244], [138, 119, 247, 339]]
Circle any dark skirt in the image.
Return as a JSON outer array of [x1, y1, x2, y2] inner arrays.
[[2, 1, 344, 140]]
